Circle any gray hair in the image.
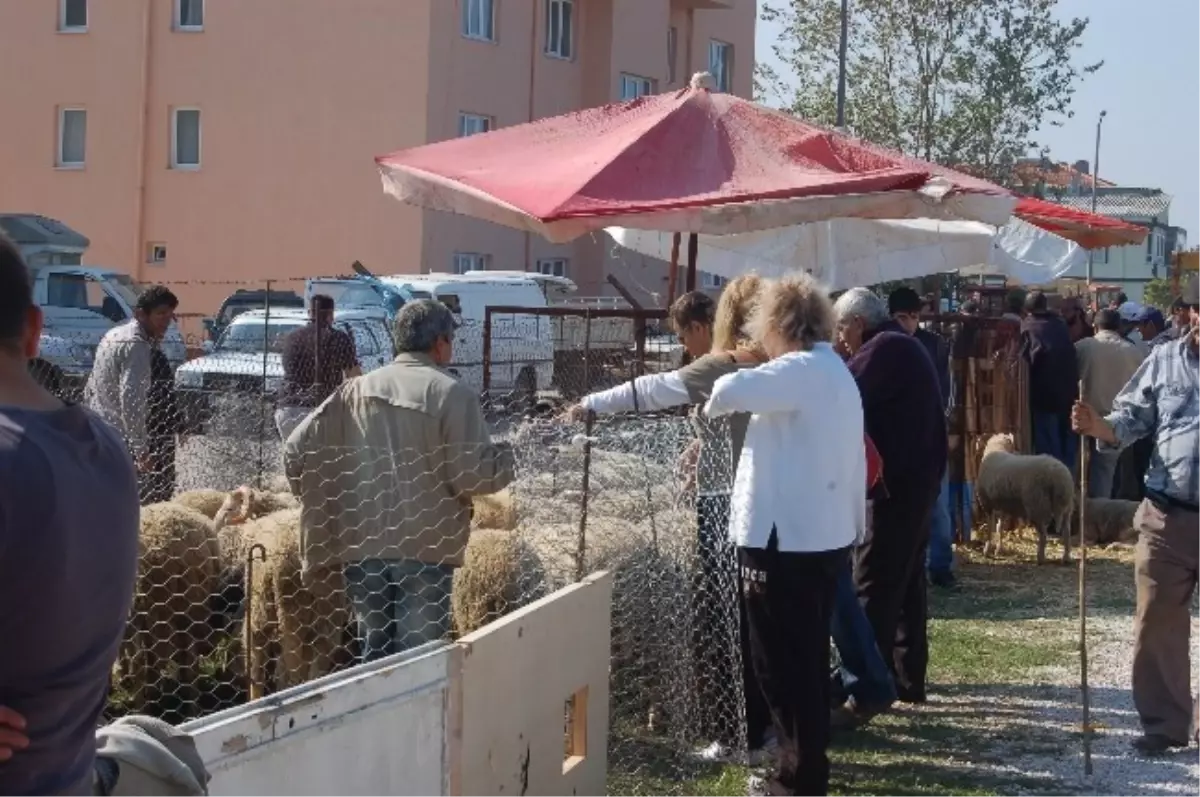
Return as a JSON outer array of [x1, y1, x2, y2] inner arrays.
[[833, 287, 889, 331], [393, 299, 456, 353]]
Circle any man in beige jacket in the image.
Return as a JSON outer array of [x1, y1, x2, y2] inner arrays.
[[284, 299, 514, 661], [1074, 308, 1146, 498]]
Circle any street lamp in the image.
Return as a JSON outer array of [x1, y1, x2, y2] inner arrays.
[[1086, 110, 1107, 285], [835, 0, 849, 128]]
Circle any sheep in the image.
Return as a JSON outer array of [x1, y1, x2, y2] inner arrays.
[[1079, 497, 1140, 546], [975, 433, 1076, 564], [171, 489, 229, 520], [236, 508, 350, 698], [119, 502, 223, 707]]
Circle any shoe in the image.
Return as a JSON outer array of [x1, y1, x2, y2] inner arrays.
[[1131, 734, 1189, 755], [747, 734, 779, 767], [692, 740, 733, 763], [895, 687, 927, 704], [929, 570, 958, 589], [831, 699, 891, 730], [747, 774, 769, 796]]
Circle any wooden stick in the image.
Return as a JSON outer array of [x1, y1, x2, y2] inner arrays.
[[666, 232, 681, 306], [1077, 379, 1093, 776]]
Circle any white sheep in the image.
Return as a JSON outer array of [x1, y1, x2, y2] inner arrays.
[[119, 502, 223, 707], [171, 489, 229, 520], [1079, 497, 1140, 546], [975, 433, 1076, 564]]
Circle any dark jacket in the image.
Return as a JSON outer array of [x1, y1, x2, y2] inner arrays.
[[913, 327, 950, 409], [1020, 312, 1080, 415], [846, 321, 948, 495]]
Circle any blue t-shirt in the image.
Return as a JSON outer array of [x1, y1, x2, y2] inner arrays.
[[0, 405, 139, 796]]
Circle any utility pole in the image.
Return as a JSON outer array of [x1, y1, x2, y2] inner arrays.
[[836, 0, 849, 127], [1086, 110, 1107, 287]]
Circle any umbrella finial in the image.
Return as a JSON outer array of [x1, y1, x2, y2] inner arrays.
[[690, 72, 717, 92]]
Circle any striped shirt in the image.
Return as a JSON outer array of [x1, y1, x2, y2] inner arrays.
[[1102, 335, 1199, 507]]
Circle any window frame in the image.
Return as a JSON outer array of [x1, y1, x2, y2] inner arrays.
[[57, 107, 87, 169], [544, 0, 575, 60], [536, 258, 569, 278], [171, 107, 203, 170], [458, 112, 494, 138], [708, 40, 733, 92], [173, 0, 204, 32], [58, 0, 88, 33], [461, 0, 496, 42], [700, 271, 727, 289], [619, 73, 656, 101], [452, 252, 489, 274], [667, 26, 678, 85]]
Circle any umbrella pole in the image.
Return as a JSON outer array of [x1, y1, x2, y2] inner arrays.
[[666, 232, 681, 306], [685, 233, 698, 293]]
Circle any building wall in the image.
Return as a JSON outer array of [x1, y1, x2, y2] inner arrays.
[[0, 0, 755, 315]]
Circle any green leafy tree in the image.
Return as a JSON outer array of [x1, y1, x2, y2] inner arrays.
[[758, 0, 1101, 184], [1141, 278, 1175, 310]]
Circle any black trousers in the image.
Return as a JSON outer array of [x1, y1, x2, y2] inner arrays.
[[695, 495, 770, 749], [740, 534, 847, 796], [854, 482, 938, 701]]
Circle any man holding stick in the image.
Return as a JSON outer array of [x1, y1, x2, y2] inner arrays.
[[1072, 275, 1199, 755]]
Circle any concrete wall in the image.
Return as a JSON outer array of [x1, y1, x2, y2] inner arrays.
[[183, 572, 613, 796]]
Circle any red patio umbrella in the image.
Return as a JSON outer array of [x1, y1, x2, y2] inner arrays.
[[1012, 197, 1147, 250], [375, 73, 1016, 246]]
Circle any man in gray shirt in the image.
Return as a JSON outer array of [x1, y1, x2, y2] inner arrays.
[[0, 233, 140, 795]]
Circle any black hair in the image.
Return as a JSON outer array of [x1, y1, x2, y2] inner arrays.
[[1023, 290, 1048, 314], [136, 284, 180, 314], [311, 294, 335, 313], [668, 291, 716, 332], [1093, 308, 1121, 332], [887, 286, 923, 315], [0, 232, 34, 349]]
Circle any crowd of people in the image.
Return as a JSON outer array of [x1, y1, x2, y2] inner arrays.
[[1, 211, 1196, 796]]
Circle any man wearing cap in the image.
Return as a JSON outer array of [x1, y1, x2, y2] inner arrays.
[[1072, 275, 1199, 755], [1074, 309, 1146, 498]]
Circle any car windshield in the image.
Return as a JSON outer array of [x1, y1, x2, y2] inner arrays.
[[216, 319, 304, 354], [106, 273, 143, 307]]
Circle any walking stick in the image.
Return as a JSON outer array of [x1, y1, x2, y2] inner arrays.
[[1077, 380, 1093, 776]]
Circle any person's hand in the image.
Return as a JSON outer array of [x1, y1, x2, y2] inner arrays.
[[1071, 400, 1100, 436], [559, 403, 589, 423], [728, 348, 766, 365], [0, 706, 29, 762]]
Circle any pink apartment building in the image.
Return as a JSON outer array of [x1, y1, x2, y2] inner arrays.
[[0, 0, 755, 316]]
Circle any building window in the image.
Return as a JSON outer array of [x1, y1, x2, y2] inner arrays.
[[462, 0, 495, 41], [171, 108, 202, 169], [453, 252, 489, 274], [174, 0, 204, 31], [545, 0, 574, 59], [57, 108, 87, 168], [700, 271, 727, 289], [708, 40, 732, 92], [536, 258, 568, 277], [667, 27, 678, 84], [59, 0, 87, 32], [1100, 247, 1109, 265], [620, 74, 656, 101], [458, 113, 493, 137]]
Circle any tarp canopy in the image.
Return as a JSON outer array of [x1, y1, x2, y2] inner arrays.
[[376, 73, 1016, 243], [607, 217, 1084, 291], [1013, 197, 1147, 249]]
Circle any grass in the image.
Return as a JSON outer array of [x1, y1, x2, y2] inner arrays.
[[607, 527, 1137, 796]]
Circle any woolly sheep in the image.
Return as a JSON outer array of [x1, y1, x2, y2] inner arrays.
[[238, 508, 350, 698], [119, 502, 223, 706], [1079, 497, 1140, 546], [975, 433, 1076, 564], [171, 489, 229, 520]]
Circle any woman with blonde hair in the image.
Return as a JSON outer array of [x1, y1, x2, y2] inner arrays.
[[705, 272, 865, 797], [563, 273, 772, 762]]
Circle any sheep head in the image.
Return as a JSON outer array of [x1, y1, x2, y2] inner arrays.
[[983, 433, 1017, 457], [213, 486, 254, 531]]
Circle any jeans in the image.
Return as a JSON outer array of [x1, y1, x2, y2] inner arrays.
[[1088, 441, 1120, 499], [926, 471, 953, 575], [274, 406, 310, 442], [831, 563, 896, 708], [1033, 410, 1078, 477], [949, 482, 974, 543], [344, 558, 453, 662]]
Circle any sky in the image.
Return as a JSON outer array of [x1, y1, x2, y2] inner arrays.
[[754, 0, 1200, 241]]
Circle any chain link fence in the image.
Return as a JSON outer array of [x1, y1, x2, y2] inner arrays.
[[36, 277, 749, 794]]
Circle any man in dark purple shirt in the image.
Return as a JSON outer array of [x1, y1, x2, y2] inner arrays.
[[0, 233, 139, 795]]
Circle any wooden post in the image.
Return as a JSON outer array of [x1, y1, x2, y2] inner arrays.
[[1077, 379, 1093, 776], [685, 233, 699, 293], [666, 232, 681, 306]]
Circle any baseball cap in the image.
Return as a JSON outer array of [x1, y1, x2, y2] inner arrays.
[[1117, 301, 1145, 323], [1137, 307, 1165, 329]]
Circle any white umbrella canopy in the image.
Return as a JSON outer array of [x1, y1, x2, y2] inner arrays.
[[606, 216, 1084, 291]]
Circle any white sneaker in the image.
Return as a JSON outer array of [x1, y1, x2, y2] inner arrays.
[[693, 740, 732, 762], [747, 774, 770, 796], [748, 734, 780, 767]]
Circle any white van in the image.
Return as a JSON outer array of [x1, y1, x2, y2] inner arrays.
[[306, 271, 570, 399]]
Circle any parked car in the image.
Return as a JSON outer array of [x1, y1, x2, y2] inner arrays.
[[175, 306, 395, 434], [203, 288, 305, 344]]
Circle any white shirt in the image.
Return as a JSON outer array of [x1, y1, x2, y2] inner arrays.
[[704, 343, 865, 553], [579, 372, 689, 414]]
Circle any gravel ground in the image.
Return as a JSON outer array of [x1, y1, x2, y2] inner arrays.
[[177, 395, 283, 492]]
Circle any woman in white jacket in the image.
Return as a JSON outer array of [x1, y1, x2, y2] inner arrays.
[[704, 273, 865, 797]]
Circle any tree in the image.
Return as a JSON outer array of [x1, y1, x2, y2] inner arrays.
[[758, 0, 1101, 185], [1141, 278, 1175, 311]]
